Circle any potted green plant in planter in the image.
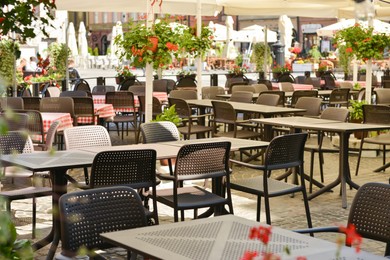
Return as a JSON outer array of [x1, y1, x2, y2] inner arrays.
[[176, 69, 196, 81], [271, 64, 291, 80], [226, 65, 248, 79], [315, 65, 327, 78], [250, 42, 272, 80], [349, 99, 367, 139]]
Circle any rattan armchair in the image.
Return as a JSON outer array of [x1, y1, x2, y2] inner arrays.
[[58, 186, 147, 259], [22, 97, 41, 111], [229, 133, 312, 227], [72, 97, 96, 126], [0, 97, 24, 110], [295, 182, 390, 257], [156, 141, 234, 222]]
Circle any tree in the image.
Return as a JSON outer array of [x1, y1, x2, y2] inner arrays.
[[0, 0, 56, 41]]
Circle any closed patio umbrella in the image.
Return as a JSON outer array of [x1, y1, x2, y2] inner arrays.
[[78, 21, 88, 68], [67, 22, 78, 58]]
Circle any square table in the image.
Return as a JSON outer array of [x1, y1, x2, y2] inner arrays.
[[101, 214, 384, 260], [251, 116, 390, 208]]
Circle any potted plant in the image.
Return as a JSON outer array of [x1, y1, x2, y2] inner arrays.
[[337, 44, 354, 80], [115, 65, 135, 84], [250, 42, 272, 79], [349, 99, 367, 139], [271, 64, 291, 80], [315, 65, 327, 78], [226, 65, 248, 79], [176, 69, 196, 81]]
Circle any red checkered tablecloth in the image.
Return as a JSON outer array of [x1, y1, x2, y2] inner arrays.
[[272, 83, 313, 90], [76, 104, 116, 124]]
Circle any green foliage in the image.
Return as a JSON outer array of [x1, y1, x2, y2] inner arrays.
[[235, 54, 243, 67], [338, 45, 354, 74], [308, 45, 322, 62], [334, 23, 390, 61], [349, 99, 367, 121], [88, 47, 93, 55], [0, 0, 56, 41], [152, 105, 182, 126], [0, 213, 33, 260], [47, 43, 70, 78], [0, 40, 19, 88], [250, 42, 272, 72], [93, 47, 99, 56], [179, 24, 214, 59]]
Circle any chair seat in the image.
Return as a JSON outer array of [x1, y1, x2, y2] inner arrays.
[[156, 186, 227, 209], [363, 133, 390, 145], [0, 186, 52, 200], [231, 176, 302, 197]]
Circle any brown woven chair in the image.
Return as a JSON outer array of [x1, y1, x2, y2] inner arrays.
[[156, 141, 234, 222], [18, 110, 45, 144], [229, 133, 312, 227], [40, 97, 75, 122], [355, 105, 390, 175], [375, 88, 390, 105], [280, 82, 294, 92], [169, 89, 198, 100], [22, 97, 41, 111], [59, 90, 89, 97], [0, 132, 52, 238], [256, 94, 281, 107], [259, 91, 285, 107], [0, 112, 28, 131], [304, 107, 349, 192], [229, 91, 253, 103], [231, 85, 255, 93], [128, 85, 146, 96], [324, 88, 350, 108], [251, 84, 269, 93], [257, 79, 273, 90], [105, 91, 138, 140], [58, 186, 147, 258], [72, 97, 95, 126], [92, 85, 116, 95], [290, 90, 318, 108], [0, 97, 24, 110], [73, 79, 91, 92], [153, 79, 168, 93], [295, 97, 322, 117], [168, 98, 213, 140], [295, 182, 390, 256]]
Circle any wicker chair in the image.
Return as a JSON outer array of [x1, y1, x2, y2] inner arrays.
[[128, 85, 146, 96], [375, 88, 390, 105], [0, 112, 29, 131], [18, 110, 45, 144], [229, 133, 312, 227], [72, 97, 96, 126], [0, 97, 24, 110], [355, 105, 390, 176], [0, 132, 52, 238], [259, 91, 285, 107], [40, 97, 75, 122], [119, 77, 137, 90], [295, 182, 390, 256], [92, 85, 116, 95], [209, 86, 226, 100], [64, 125, 111, 184], [325, 88, 350, 108], [175, 76, 197, 90], [322, 75, 337, 90], [168, 98, 213, 140], [229, 91, 253, 103], [140, 121, 180, 144], [73, 79, 91, 92], [153, 79, 168, 93], [59, 90, 89, 97], [45, 87, 61, 97], [295, 97, 322, 117], [278, 73, 295, 83], [105, 91, 138, 140], [290, 90, 318, 108], [304, 107, 349, 192], [58, 186, 147, 258], [156, 141, 234, 222], [169, 89, 197, 100], [22, 97, 41, 111], [256, 94, 280, 106], [231, 85, 255, 93], [280, 82, 294, 92], [257, 79, 273, 90], [251, 84, 269, 93]]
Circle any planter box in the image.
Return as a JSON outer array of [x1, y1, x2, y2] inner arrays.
[[292, 63, 314, 72]]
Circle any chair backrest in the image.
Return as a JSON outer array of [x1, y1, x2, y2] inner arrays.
[[0, 97, 24, 110], [138, 96, 162, 117], [105, 91, 135, 110], [209, 86, 225, 99], [263, 133, 308, 170], [329, 88, 350, 105], [320, 107, 349, 122], [0, 131, 34, 154], [64, 125, 112, 150], [259, 91, 285, 107], [231, 85, 255, 93], [278, 73, 295, 83], [46, 87, 61, 97], [22, 97, 41, 111], [174, 141, 231, 181], [362, 104, 390, 125], [169, 89, 197, 100], [382, 76, 390, 88], [128, 85, 146, 96], [201, 87, 211, 99], [251, 84, 269, 93], [212, 100, 236, 122], [59, 186, 147, 256], [0, 113, 29, 131], [72, 97, 95, 125], [40, 97, 75, 115], [229, 91, 253, 103], [323, 75, 337, 90], [20, 110, 44, 142], [256, 94, 280, 106], [291, 90, 318, 107], [304, 77, 321, 89], [295, 76, 306, 84], [90, 150, 157, 189], [280, 82, 294, 92], [60, 90, 88, 97], [295, 97, 322, 117], [175, 76, 197, 88], [226, 77, 248, 93], [348, 182, 390, 254], [166, 79, 176, 94], [168, 98, 192, 119], [375, 89, 390, 105], [257, 79, 273, 90], [73, 79, 91, 92], [140, 121, 180, 143], [92, 85, 115, 95], [153, 79, 168, 93], [44, 120, 60, 151], [338, 81, 353, 89]]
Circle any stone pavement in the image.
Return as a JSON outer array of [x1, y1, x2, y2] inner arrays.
[[4, 130, 389, 259]]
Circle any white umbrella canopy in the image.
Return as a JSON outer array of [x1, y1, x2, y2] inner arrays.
[[241, 25, 277, 43], [317, 19, 390, 37], [278, 15, 294, 59], [110, 21, 124, 59], [56, 0, 221, 15], [67, 22, 79, 58], [223, 16, 237, 59], [78, 21, 88, 57]]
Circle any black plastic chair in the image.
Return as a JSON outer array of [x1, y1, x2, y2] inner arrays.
[[58, 186, 147, 258], [229, 133, 312, 228], [295, 182, 390, 257], [156, 141, 234, 222]]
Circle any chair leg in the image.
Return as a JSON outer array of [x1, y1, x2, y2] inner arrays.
[[32, 197, 36, 239], [355, 139, 365, 176], [256, 195, 261, 222], [309, 150, 315, 193], [83, 168, 89, 185], [383, 145, 386, 171], [318, 151, 324, 183], [264, 195, 271, 225]]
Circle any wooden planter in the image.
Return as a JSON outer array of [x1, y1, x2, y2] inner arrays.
[[350, 118, 368, 139], [115, 76, 136, 84]]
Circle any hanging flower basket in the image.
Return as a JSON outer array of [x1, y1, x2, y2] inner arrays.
[[147, 36, 159, 53]]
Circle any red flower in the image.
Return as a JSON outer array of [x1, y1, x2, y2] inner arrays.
[[339, 223, 362, 253], [138, 57, 143, 62], [241, 251, 258, 260], [363, 37, 371, 42], [166, 42, 178, 51], [261, 252, 281, 260], [0, 17, 5, 23], [249, 226, 272, 245], [296, 257, 307, 260], [345, 47, 353, 53]]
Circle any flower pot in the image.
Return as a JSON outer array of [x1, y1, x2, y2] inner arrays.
[[350, 118, 368, 139], [258, 72, 265, 80], [226, 73, 244, 79], [176, 74, 196, 81], [272, 72, 282, 80], [147, 36, 158, 53], [315, 71, 324, 78], [115, 76, 125, 84]]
